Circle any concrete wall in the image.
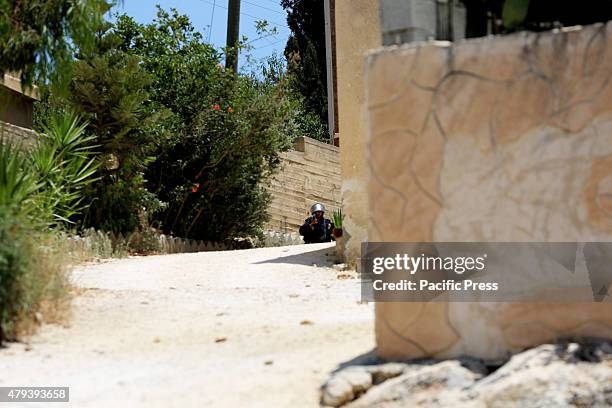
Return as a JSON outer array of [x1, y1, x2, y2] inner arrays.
[[0, 73, 38, 129], [365, 23, 612, 360], [0, 120, 37, 146], [265, 137, 341, 234], [379, 0, 466, 45], [335, 0, 381, 262]]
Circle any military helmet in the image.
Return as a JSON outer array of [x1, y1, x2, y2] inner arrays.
[[310, 202, 326, 214]]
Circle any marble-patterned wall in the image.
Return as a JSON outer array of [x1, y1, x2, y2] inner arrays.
[[365, 23, 612, 360], [336, 0, 381, 263]]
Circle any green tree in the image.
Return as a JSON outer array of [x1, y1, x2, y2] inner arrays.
[[66, 22, 163, 233], [0, 113, 97, 342], [281, 0, 329, 143], [113, 9, 297, 241], [0, 0, 110, 87]]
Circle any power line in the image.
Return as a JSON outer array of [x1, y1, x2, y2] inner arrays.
[[257, 39, 285, 50], [207, 0, 216, 42], [242, 0, 285, 16], [199, 0, 289, 29]]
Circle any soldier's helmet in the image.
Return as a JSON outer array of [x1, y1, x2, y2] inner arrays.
[[310, 203, 325, 214]]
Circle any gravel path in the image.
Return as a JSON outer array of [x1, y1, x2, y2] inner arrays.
[[1, 243, 374, 407]]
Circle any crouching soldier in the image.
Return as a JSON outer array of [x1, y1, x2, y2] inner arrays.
[[299, 203, 334, 244]]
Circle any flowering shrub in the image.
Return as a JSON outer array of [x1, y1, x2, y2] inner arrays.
[[111, 9, 299, 241], [33, 8, 323, 242]]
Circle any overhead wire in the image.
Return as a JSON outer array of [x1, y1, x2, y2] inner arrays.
[[242, 0, 286, 15], [199, 0, 289, 30], [207, 0, 216, 42]]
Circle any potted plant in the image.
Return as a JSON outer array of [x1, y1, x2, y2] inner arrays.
[[332, 209, 343, 238], [332, 209, 344, 261]]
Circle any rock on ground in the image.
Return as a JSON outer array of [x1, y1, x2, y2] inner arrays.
[[321, 341, 612, 407]]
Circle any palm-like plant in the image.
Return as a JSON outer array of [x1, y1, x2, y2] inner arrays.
[[0, 139, 41, 214], [30, 112, 100, 224], [332, 208, 343, 238]]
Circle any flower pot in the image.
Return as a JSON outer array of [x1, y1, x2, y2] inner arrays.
[[332, 227, 343, 238]]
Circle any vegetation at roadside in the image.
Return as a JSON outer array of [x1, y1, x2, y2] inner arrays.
[[281, 0, 330, 143], [35, 8, 318, 241], [0, 0, 110, 88], [0, 113, 97, 342], [2, 2, 329, 341]]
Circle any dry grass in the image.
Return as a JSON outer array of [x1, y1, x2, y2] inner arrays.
[[9, 233, 73, 339]]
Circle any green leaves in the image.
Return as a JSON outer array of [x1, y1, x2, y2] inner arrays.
[[0, 113, 99, 226], [32, 112, 100, 224], [332, 209, 343, 229], [0, 0, 112, 88], [0, 139, 41, 213], [502, 0, 531, 29]]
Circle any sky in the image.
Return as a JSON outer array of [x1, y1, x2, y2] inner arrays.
[[110, 0, 292, 71]]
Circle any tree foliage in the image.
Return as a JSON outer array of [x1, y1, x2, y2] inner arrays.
[[0, 0, 110, 87], [463, 0, 612, 36], [32, 7, 312, 241], [110, 9, 298, 241], [0, 114, 94, 341], [281, 0, 329, 143], [67, 23, 163, 233]]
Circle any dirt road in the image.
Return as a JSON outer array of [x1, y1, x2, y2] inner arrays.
[[1, 243, 374, 407]]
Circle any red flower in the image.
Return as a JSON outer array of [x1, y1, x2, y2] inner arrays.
[[192, 183, 200, 193], [212, 104, 221, 111], [227, 106, 234, 113]]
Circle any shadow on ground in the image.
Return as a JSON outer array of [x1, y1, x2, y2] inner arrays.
[[254, 246, 337, 266], [332, 349, 380, 374]]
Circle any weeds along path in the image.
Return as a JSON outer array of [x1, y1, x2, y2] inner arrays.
[[1, 243, 374, 407]]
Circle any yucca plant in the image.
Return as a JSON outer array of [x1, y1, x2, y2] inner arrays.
[[332, 208, 343, 238], [0, 113, 97, 343], [0, 138, 42, 342], [30, 112, 99, 224], [0, 139, 42, 216]]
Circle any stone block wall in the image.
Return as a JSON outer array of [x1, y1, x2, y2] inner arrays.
[[365, 23, 612, 360], [264, 137, 341, 234], [0, 120, 37, 146]]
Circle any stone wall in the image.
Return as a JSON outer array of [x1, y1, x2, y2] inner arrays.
[[335, 0, 381, 262], [1, 73, 39, 129], [265, 137, 341, 234], [0, 120, 37, 146], [365, 23, 612, 360]]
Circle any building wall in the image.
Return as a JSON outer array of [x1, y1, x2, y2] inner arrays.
[[335, 0, 381, 262], [0, 120, 37, 146], [379, 0, 466, 45], [265, 137, 341, 234], [365, 23, 612, 360], [0, 87, 34, 129], [0, 73, 38, 129]]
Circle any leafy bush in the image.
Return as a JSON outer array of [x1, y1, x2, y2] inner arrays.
[[0, 0, 110, 87], [32, 7, 325, 242], [66, 25, 164, 234], [113, 10, 299, 241], [0, 163, 71, 343], [0, 114, 96, 342], [0, 209, 33, 341], [31, 112, 99, 224], [0, 138, 40, 216]]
